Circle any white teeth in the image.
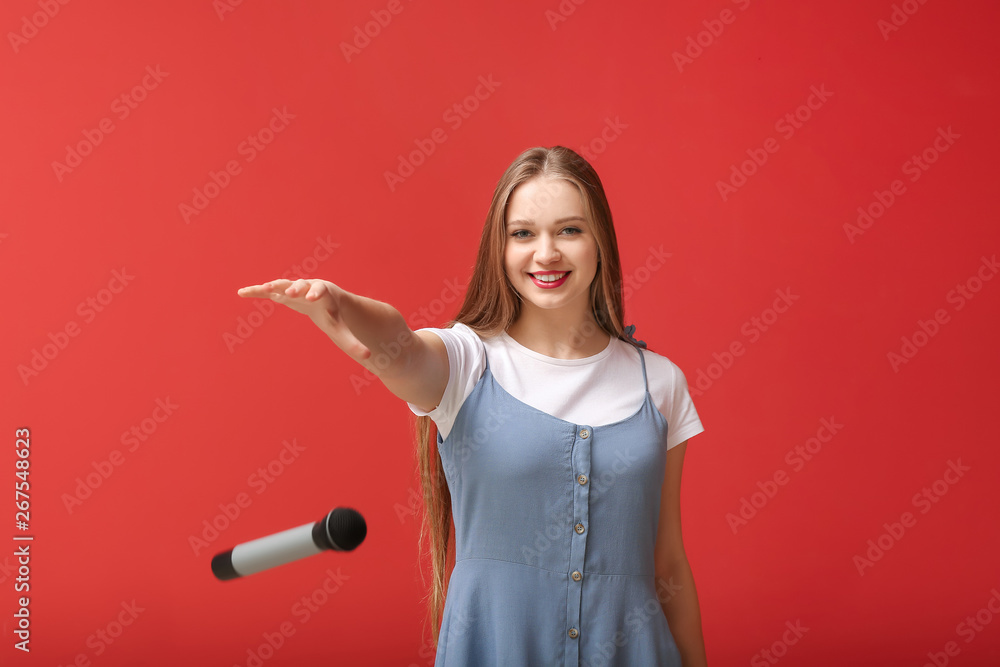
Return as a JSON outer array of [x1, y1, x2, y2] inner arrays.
[[532, 272, 566, 282]]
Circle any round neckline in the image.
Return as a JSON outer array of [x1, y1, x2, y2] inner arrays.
[[497, 330, 615, 365], [486, 363, 657, 431]]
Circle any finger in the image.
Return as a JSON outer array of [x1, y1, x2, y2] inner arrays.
[[304, 281, 328, 301], [238, 280, 290, 297], [237, 284, 273, 298], [285, 278, 311, 297]]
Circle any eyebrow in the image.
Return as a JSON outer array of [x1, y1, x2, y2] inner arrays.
[[506, 216, 587, 227]]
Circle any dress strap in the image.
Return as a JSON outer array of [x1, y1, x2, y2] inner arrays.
[[636, 346, 649, 393]]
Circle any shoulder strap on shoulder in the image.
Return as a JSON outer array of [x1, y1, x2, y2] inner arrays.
[[636, 345, 649, 391]]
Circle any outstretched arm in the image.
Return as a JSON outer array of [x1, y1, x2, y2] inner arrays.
[[237, 278, 448, 412]]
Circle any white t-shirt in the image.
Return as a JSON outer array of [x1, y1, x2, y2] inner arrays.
[[406, 323, 704, 449]]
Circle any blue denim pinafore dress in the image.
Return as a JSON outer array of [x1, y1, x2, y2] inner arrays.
[[433, 343, 682, 667]]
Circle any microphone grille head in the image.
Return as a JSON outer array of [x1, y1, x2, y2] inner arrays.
[[326, 507, 367, 551]]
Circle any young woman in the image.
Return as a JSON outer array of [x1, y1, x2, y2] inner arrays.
[[237, 146, 707, 666]]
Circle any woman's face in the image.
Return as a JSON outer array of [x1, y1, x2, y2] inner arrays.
[[504, 176, 600, 316]]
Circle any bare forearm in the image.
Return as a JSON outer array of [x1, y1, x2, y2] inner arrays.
[[313, 291, 416, 378], [658, 559, 708, 667]]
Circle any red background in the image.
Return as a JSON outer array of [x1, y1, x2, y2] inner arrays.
[[2, 0, 999, 665]]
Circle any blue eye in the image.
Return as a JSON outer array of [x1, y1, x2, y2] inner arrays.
[[509, 227, 581, 239]]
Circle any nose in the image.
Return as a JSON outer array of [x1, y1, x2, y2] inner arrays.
[[535, 233, 561, 264]]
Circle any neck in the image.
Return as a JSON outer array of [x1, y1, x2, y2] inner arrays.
[[506, 302, 610, 359]]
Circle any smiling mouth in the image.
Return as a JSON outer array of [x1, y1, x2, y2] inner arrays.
[[528, 271, 570, 288]]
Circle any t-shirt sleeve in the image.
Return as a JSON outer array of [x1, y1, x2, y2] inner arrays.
[[405, 323, 486, 441], [648, 355, 705, 450]]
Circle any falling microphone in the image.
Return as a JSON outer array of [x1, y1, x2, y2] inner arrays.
[[211, 507, 366, 581]]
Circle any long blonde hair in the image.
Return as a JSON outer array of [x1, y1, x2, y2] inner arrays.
[[416, 145, 637, 648]]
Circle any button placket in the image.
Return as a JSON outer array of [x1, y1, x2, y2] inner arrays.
[[565, 424, 592, 664]]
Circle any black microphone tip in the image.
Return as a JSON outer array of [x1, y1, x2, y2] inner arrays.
[[312, 507, 367, 551]]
